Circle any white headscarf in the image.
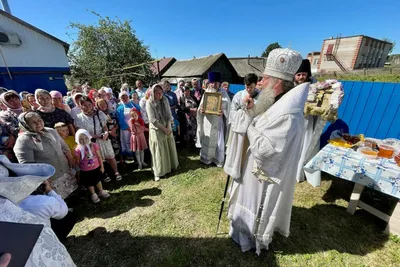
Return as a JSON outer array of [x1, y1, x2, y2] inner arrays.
[[75, 129, 93, 160]]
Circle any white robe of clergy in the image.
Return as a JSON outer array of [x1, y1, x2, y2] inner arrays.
[[196, 87, 231, 167], [225, 89, 263, 178], [295, 115, 327, 182], [227, 82, 309, 255]]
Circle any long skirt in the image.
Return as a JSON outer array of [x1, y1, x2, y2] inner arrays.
[[149, 127, 179, 177]]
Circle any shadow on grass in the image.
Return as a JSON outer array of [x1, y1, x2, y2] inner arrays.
[[65, 203, 389, 267], [321, 173, 398, 215], [74, 187, 162, 221]]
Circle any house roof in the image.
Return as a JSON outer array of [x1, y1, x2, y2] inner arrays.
[[323, 35, 393, 45], [0, 10, 69, 52], [229, 57, 266, 78], [150, 57, 176, 75], [162, 53, 226, 77]]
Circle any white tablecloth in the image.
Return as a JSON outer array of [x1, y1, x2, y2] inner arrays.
[[304, 144, 400, 199]]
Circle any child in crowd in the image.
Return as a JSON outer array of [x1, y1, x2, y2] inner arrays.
[[74, 129, 110, 203], [128, 109, 148, 170], [172, 118, 181, 144], [54, 122, 76, 155]]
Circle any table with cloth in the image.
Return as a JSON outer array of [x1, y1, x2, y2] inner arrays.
[[304, 144, 400, 236]]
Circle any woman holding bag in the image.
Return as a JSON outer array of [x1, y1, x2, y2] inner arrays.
[[74, 96, 122, 181]]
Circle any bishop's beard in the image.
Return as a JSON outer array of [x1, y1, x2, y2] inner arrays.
[[247, 84, 275, 117]]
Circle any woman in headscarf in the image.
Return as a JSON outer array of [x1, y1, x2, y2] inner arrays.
[[161, 81, 178, 121], [116, 91, 139, 161], [179, 86, 198, 144], [19, 91, 32, 112], [35, 89, 75, 136], [50, 90, 71, 114], [96, 99, 121, 162], [74, 96, 122, 181], [146, 84, 179, 181], [120, 83, 130, 95], [26, 93, 39, 110], [0, 155, 76, 266], [70, 92, 83, 120], [0, 91, 23, 160], [87, 89, 99, 103], [13, 111, 77, 199], [131, 91, 140, 107]]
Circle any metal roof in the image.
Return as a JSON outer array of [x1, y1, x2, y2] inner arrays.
[[150, 57, 176, 75], [229, 57, 266, 78], [0, 9, 69, 51], [162, 53, 225, 77]]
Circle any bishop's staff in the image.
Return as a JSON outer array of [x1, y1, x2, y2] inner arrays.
[[216, 174, 231, 235]]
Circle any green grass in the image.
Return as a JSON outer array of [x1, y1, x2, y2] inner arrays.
[[64, 148, 400, 267]]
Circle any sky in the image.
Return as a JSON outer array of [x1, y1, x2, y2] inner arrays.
[[4, 0, 400, 59]]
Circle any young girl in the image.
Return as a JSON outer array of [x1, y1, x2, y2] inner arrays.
[[74, 129, 110, 203], [128, 109, 148, 169]]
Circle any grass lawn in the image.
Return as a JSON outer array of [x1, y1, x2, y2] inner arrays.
[[65, 147, 400, 267]]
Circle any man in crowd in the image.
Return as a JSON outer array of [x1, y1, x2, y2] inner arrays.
[[221, 81, 234, 100], [196, 72, 231, 167], [135, 79, 147, 100], [191, 78, 203, 103], [294, 59, 312, 85], [225, 48, 309, 254]]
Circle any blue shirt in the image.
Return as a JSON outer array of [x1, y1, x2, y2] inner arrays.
[[163, 91, 178, 120]]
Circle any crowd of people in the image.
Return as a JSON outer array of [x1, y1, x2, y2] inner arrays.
[[0, 47, 316, 265]]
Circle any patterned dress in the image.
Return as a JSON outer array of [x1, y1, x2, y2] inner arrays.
[[36, 108, 74, 128], [179, 96, 198, 142], [74, 111, 115, 159]]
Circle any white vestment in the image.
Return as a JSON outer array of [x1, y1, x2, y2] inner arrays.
[[225, 89, 261, 178], [295, 115, 327, 182], [227, 82, 309, 255], [196, 88, 231, 167]]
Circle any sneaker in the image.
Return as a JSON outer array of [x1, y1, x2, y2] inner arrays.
[[98, 190, 110, 198], [91, 193, 100, 203], [142, 162, 148, 167], [154, 176, 160, 182], [115, 173, 122, 181], [103, 176, 112, 183]]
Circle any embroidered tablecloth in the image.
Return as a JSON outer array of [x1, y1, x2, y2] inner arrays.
[[304, 144, 400, 199]]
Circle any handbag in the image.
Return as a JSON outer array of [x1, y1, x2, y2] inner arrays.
[[92, 111, 107, 143]]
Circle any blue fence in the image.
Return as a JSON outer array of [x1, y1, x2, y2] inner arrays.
[[335, 81, 399, 139], [227, 81, 399, 139]]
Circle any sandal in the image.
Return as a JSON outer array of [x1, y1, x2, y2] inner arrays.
[[115, 172, 122, 181]]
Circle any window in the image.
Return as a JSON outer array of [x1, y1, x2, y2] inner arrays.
[[313, 58, 319, 65]]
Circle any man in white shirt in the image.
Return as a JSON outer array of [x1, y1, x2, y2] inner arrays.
[[135, 79, 147, 100]]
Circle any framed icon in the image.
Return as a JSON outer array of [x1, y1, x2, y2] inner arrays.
[[203, 92, 222, 115]]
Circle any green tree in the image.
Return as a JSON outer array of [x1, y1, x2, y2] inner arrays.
[[68, 12, 154, 90], [261, 42, 282, 58], [383, 37, 396, 54]]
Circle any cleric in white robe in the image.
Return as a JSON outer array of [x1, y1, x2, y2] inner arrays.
[[196, 72, 231, 167], [225, 48, 309, 254]]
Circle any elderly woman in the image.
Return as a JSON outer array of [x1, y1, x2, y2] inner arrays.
[[116, 91, 139, 161], [13, 111, 77, 199], [35, 89, 75, 136], [50, 90, 71, 114], [0, 91, 23, 160], [74, 96, 122, 181], [146, 84, 179, 181], [179, 86, 198, 144]]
